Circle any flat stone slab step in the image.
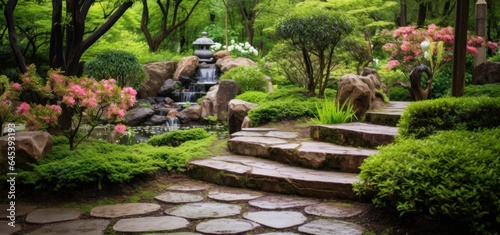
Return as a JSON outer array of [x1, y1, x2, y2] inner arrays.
[[25, 219, 109, 235], [113, 216, 189, 233], [229, 137, 377, 173], [365, 101, 410, 126], [310, 122, 398, 148], [188, 155, 359, 200]]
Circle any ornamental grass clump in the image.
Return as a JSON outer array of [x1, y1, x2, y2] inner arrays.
[[310, 98, 357, 124]]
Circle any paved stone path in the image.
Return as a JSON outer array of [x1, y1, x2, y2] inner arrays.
[[2, 179, 369, 235]]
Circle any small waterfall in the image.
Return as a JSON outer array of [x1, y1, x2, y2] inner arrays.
[[166, 117, 180, 131], [198, 66, 217, 84], [182, 92, 197, 102]]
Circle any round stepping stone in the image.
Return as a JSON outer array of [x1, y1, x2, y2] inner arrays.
[[208, 188, 263, 202], [113, 216, 189, 233], [298, 219, 365, 235], [0, 222, 21, 235], [155, 192, 203, 203], [164, 202, 241, 219], [146, 233, 202, 235], [256, 233, 301, 235], [26, 208, 81, 224], [304, 202, 368, 218], [24, 219, 109, 235], [249, 195, 318, 209], [167, 182, 210, 191], [196, 218, 255, 234], [243, 211, 307, 229], [90, 203, 160, 218], [0, 203, 36, 217]]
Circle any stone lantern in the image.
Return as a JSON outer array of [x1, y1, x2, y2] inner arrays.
[[193, 32, 215, 63]]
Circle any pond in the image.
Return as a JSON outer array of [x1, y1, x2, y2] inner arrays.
[[89, 123, 229, 145]]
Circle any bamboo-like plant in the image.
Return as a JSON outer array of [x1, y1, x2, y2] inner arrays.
[[310, 97, 357, 124]]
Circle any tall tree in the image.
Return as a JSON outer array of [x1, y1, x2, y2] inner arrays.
[[232, 0, 272, 46], [141, 0, 202, 52]]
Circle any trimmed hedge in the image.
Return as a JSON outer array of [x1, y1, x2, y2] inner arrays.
[[354, 128, 500, 234], [464, 84, 500, 98], [398, 97, 500, 138], [147, 128, 212, 147]]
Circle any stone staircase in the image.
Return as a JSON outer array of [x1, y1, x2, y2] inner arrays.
[[188, 102, 409, 200]]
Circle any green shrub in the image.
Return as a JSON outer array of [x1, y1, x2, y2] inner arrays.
[[147, 128, 212, 147], [389, 86, 412, 101], [248, 99, 317, 125], [219, 66, 267, 92], [235, 91, 267, 104], [398, 97, 500, 138], [375, 89, 390, 103], [310, 98, 357, 124], [83, 50, 147, 89], [464, 84, 500, 97], [354, 128, 500, 234]]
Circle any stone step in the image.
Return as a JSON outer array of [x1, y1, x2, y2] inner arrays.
[[228, 136, 377, 173], [187, 155, 359, 200], [364, 101, 410, 126], [310, 122, 398, 148]]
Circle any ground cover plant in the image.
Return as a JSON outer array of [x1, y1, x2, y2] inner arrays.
[[310, 97, 357, 124], [464, 84, 500, 97], [18, 129, 217, 190], [354, 128, 500, 234]]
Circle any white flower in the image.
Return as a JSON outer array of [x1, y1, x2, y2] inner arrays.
[[230, 39, 235, 44], [424, 51, 429, 60], [420, 40, 431, 52]]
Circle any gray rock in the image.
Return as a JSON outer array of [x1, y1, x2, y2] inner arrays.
[[473, 61, 500, 84], [25, 219, 109, 235], [143, 114, 167, 126], [158, 79, 181, 97], [337, 74, 376, 117], [0, 131, 52, 173], [178, 105, 202, 123], [216, 80, 241, 122], [0, 222, 21, 235], [167, 182, 210, 191], [174, 56, 199, 81], [0, 203, 36, 217], [227, 99, 258, 134], [165, 202, 241, 219], [249, 195, 318, 209], [155, 192, 203, 203], [26, 208, 81, 224], [298, 219, 365, 235], [304, 202, 368, 218], [113, 216, 189, 233], [90, 203, 161, 218], [124, 107, 155, 126], [200, 85, 219, 118], [243, 211, 307, 229], [196, 218, 255, 234], [216, 57, 257, 73]]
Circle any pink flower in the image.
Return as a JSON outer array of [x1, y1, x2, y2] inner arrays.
[[114, 124, 127, 135], [49, 105, 62, 114], [488, 41, 498, 52], [466, 46, 478, 54], [386, 60, 400, 70], [117, 109, 125, 118], [49, 73, 63, 83], [404, 56, 415, 62], [11, 83, 21, 90], [16, 102, 30, 115]]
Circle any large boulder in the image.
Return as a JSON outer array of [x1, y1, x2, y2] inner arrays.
[[178, 105, 202, 123], [337, 74, 376, 117], [215, 57, 257, 73], [124, 107, 155, 126], [216, 80, 241, 122], [142, 115, 167, 126], [227, 99, 258, 134], [138, 61, 176, 99], [473, 62, 500, 84], [361, 67, 389, 95], [174, 56, 199, 81], [157, 79, 181, 97], [0, 131, 52, 173], [201, 85, 219, 118], [213, 51, 230, 61]]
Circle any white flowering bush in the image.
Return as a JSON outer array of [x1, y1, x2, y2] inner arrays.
[[211, 39, 259, 60]]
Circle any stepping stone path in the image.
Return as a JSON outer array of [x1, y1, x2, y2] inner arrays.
[[304, 202, 368, 218], [24, 219, 109, 235], [155, 191, 203, 203], [113, 216, 189, 233], [164, 202, 241, 219], [298, 219, 365, 235], [196, 218, 255, 234], [249, 195, 318, 209], [90, 203, 160, 218], [243, 211, 308, 229], [208, 188, 263, 201], [0, 222, 21, 235], [25, 208, 81, 224]]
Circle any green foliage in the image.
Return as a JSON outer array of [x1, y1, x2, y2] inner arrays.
[[354, 128, 500, 234], [464, 84, 500, 97], [375, 89, 390, 103], [398, 97, 500, 138], [219, 66, 267, 92], [147, 128, 212, 147], [377, 67, 406, 86], [19, 130, 217, 190], [310, 98, 357, 124], [83, 50, 147, 89], [389, 86, 412, 101], [235, 91, 267, 104]]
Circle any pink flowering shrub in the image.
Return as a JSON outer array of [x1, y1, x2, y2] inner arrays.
[[382, 24, 498, 76], [13, 65, 137, 150]]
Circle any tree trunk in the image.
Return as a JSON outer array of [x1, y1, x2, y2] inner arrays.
[[4, 0, 28, 73], [398, 0, 407, 26], [417, 2, 427, 28]]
